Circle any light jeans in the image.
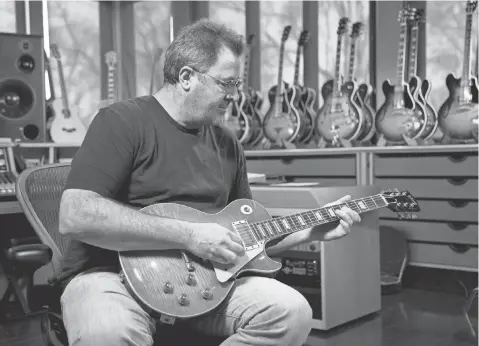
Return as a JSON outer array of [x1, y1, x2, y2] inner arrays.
[[60, 270, 313, 346]]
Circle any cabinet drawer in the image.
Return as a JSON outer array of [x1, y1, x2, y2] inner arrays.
[[408, 242, 478, 271], [374, 154, 478, 177], [374, 178, 478, 200], [380, 220, 478, 245], [379, 200, 478, 223], [247, 156, 356, 177]]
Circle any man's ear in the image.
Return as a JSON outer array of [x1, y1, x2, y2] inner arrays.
[[178, 67, 193, 91]]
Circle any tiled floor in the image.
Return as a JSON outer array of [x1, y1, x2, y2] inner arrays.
[[1, 287, 477, 346]]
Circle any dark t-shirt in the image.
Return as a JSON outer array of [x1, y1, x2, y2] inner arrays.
[[55, 95, 252, 287]]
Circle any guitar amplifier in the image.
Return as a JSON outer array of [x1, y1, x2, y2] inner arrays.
[[272, 255, 323, 320]]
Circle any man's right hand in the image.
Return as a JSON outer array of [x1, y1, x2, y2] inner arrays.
[[185, 222, 245, 264]]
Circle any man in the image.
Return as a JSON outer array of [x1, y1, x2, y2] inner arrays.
[[57, 19, 361, 346]]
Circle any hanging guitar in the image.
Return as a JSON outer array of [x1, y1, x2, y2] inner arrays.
[[345, 22, 376, 144], [315, 17, 363, 148], [118, 190, 420, 322], [406, 8, 438, 143], [292, 30, 315, 144], [48, 44, 87, 144], [375, 7, 426, 146], [437, 0, 478, 143], [263, 26, 303, 148]]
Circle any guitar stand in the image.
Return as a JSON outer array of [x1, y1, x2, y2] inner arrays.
[[438, 133, 478, 145], [376, 134, 420, 147]]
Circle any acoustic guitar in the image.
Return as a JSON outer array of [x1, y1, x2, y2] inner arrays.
[[375, 7, 426, 144], [437, 0, 478, 142], [48, 44, 87, 144], [118, 190, 419, 322], [315, 17, 363, 145]]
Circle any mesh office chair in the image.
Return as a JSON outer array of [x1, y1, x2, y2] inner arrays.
[[10, 163, 224, 346]]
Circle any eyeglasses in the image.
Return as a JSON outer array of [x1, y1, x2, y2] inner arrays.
[[190, 67, 242, 91]]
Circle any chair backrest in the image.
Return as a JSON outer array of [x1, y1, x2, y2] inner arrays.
[[15, 163, 71, 276]]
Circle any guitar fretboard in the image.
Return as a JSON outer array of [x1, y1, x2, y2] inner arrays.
[[242, 45, 250, 91], [293, 44, 302, 86], [461, 10, 474, 87], [348, 39, 357, 82], [274, 41, 287, 117], [408, 25, 419, 80], [236, 194, 387, 247], [332, 34, 345, 98], [394, 20, 408, 103], [107, 67, 116, 105]]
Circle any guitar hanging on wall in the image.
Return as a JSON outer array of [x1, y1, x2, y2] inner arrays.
[[48, 44, 87, 144], [118, 190, 420, 323]]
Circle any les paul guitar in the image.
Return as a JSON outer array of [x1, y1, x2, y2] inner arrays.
[[118, 190, 419, 322], [48, 44, 87, 144]]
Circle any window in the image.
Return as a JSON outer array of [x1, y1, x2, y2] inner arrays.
[[0, 1, 16, 33], [134, 1, 171, 96], [209, 1, 246, 37], [260, 1, 303, 110], [426, 1, 478, 111], [318, 1, 370, 108], [46, 1, 100, 125]]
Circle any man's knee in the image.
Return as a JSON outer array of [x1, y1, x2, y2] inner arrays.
[[275, 290, 313, 336]]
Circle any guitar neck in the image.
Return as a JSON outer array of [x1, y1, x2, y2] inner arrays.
[[408, 26, 419, 80], [107, 67, 116, 104], [461, 11, 474, 85], [56, 59, 70, 114], [348, 39, 357, 81], [394, 22, 408, 96], [243, 45, 251, 91], [332, 34, 344, 97], [274, 42, 286, 113], [242, 195, 387, 246], [293, 44, 302, 86]]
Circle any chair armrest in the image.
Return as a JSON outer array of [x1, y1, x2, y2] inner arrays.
[[6, 244, 53, 267], [10, 236, 41, 247]]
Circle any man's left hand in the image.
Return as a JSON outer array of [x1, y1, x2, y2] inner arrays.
[[316, 195, 361, 241]]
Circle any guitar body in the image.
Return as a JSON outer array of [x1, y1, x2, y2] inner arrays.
[[315, 79, 363, 142], [375, 80, 424, 142], [419, 79, 439, 140], [263, 83, 302, 143], [354, 82, 376, 142], [119, 199, 281, 320], [49, 103, 87, 143], [438, 74, 479, 140], [225, 91, 252, 144], [296, 85, 316, 143], [408, 76, 437, 140]]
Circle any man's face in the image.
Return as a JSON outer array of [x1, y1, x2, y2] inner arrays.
[[186, 47, 241, 125]]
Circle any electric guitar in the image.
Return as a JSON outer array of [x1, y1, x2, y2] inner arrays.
[[345, 22, 376, 143], [438, 0, 479, 142], [118, 190, 420, 321], [406, 8, 438, 141], [315, 17, 363, 145], [48, 44, 87, 144], [263, 26, 303, 146], [375, 7, 426, 144]]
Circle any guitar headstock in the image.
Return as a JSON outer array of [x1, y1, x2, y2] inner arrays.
[[337, 17, 350, 36], [298, 30, 310, 46], [398, 7, 415, 25], [467, 0, 478, 13], [382, 189, 420, 219], [351, 22, 364, 39], [50, 44, 61, 61], [412, 8, 425, 25], [105, 51, 117, 69], [281, 26, 292, 43], [246, 34, 255, 46]]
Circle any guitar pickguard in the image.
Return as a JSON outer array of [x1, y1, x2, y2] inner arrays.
[[213, 245, 265, 283]]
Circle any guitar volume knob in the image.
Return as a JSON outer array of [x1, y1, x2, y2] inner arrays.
[[163, 282, 173, 293], [201, 288, 212, 300], [186, 273, 195, 285], [178, 293, 189, 306]]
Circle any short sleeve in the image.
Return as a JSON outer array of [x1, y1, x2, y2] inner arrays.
[[64, 107, 138, 198], [228, 141, 252, 202]]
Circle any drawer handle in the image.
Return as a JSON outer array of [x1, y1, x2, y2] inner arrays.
[[447, 178, 468, 186], [449, 244, 471, 253], [448, 200, 469, 208], [447, 222, 469, 231], [280, 157, 294, 164], [447, 155, 468, 163]]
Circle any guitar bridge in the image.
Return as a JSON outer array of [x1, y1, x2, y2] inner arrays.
[[232, 220, 260, 251]]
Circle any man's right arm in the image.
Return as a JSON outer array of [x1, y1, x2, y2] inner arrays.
[[59, 189, 193, 252]]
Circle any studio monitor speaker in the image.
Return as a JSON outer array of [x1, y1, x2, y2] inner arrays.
[[0, 33, 46, 142]]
